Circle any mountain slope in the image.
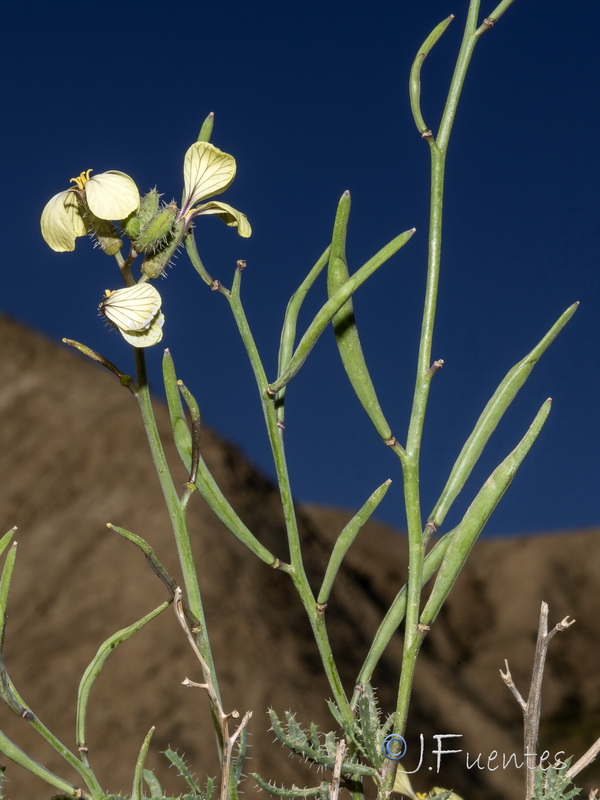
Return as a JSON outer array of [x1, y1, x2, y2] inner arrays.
[[1, 316, 598, 800]]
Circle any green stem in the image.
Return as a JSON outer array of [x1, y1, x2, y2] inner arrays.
[[0, 727, 94, 799], [133, 350, 220, 703], [352, 531, 453, 706], [185, 231, 215, 287], [395, 0, 507, 751], [225, 266, 352, 722], [394, 147, 445, 738], [436, 0, 481, 151]]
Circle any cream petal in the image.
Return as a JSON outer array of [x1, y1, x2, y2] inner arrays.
[[195, 200, 252, 238], [40, 189, 87, 252], [85, 171, 140, 220], [119, 312, 165, 347], [182, 142, 236, 212], [100, 284, 162, 331]]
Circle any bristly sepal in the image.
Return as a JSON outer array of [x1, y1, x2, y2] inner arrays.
[[141, 218, 187, 278], [121, 188, 161, 240], [135, 202, 179, 254]]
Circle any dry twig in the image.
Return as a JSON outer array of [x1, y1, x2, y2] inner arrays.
[[500, 602, 575, 800], [174, 587, 253, 800]]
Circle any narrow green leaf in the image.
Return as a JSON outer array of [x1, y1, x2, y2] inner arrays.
[[269, 227, 415, 395], [76, 602, 169, 751], [327, 193, 394, 441], [410, 15, 455, 135], [429, 303, 577, 529], [143, 769, 164, 799], [308, 722, 322, 751], [421, 399, 551, 627], [163, 749, 202, 794], [318, 479, 392, 605], [205, 775, 216, 800], [231, 724, 249, 788], [251, 774, 325, 798]]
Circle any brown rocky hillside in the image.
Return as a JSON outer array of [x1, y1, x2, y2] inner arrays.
[[0, 316, 599, 800]]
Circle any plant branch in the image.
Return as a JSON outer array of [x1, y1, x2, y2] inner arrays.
[[174, 588, 252, 800], [500, 602, 575, 799]]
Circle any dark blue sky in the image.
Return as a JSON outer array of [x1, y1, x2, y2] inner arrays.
[[2, 1, 598, 536]]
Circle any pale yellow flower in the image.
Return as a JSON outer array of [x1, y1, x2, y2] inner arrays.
[[179, 142, 251, 237], [99, 284, 164, 348], [41, 169, 140, 252]]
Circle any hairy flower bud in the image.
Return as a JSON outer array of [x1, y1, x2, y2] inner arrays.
[[135, 202, 179, 254], [141, 219, 187, 279], [121, 189, 161, 241]]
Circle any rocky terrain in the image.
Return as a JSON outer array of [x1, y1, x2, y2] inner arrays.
[[1, 316, 598, 800]]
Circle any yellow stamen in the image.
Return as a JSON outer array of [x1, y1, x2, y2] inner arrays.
[[69, 169, 94, 191]]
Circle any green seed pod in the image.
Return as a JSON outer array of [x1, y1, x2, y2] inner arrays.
[[121, 189, 160, 240], [141, 219, 187, 279], [327, 192, 393, 442], [135, 202, 178, 254]]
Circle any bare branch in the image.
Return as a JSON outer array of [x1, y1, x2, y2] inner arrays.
[[501, 602, 575, 800], [174, 588, 253, 800], [567, 735, 600, 779], [500, 659, 527, 711], [329, 739, 347, 800]]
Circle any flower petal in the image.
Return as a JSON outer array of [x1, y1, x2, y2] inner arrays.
[[40, 189, 87, 252], [85, 171, 140, 220], [100, 284, 162, 331], [119, 312, 165, 348], [195, 201, 252, 238], [182, 142, 236, 212]]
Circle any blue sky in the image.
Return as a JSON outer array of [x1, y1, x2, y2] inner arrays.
[[2, 1, 598, 536]]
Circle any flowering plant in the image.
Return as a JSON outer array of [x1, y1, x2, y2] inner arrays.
[[0, 3, 590, 800]]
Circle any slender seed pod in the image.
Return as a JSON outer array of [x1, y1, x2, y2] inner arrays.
[[429, 302, 578, 529], [409, 15, 454, 136], [269, 226, 414, 395], [420, 399, 551, 628], [327, 192, 394, 442]]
